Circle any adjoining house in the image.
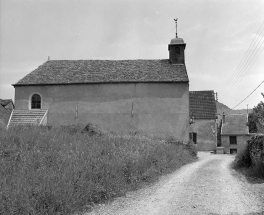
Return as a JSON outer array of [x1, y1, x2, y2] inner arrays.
[[189, 90, 217, 151], [0, 99, 14, 111], [220, 113, 251, 154], [9, 35, 190, 141], [0, 99, 14, 128]]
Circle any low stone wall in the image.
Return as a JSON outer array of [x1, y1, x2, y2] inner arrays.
[[248, 135, 264, 165]]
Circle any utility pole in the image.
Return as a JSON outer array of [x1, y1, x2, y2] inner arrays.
[[247, 104, 249, 114]]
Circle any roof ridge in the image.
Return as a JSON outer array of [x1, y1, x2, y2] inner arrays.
[[46, 59, 170, 62], [190, 90, 214, 93], [226, 113, 248, 115]]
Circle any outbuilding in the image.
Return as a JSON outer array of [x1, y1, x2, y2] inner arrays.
[[189, 90, 217, 151], [221, 114, 251, 154]]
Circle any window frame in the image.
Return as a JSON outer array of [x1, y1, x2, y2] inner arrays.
[[229, 136, 237, 145], [30, 93, 42, 110]]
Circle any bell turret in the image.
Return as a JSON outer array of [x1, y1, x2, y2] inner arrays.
[[168, 19, 186, 64]]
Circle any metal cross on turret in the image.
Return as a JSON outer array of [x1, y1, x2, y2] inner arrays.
[[174, 18, 178, 38]]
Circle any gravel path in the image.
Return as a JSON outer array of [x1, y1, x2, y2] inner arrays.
[[86, 152, 264, 215]]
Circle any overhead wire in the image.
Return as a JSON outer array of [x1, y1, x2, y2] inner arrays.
[[222, 23, 264, 95], [220, 21, 264, 93], [221, 22, 264, 92], [218, 21, 264, 102], [229, 80, 264, 110], [231, 38, 264, 83], [221, 33, 264, 97]]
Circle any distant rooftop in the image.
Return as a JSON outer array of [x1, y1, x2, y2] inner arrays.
[[189, 90, 217, 120], [221, 114, 249, 135], [0, 99, 13, 107], [0, 103, 12, 126]]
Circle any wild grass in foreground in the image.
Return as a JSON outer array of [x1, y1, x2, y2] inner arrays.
[[232, 143, 264, 181], [0, 125, 197, 215]]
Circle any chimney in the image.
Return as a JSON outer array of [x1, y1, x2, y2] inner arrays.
[[222, 112, 225, 123]]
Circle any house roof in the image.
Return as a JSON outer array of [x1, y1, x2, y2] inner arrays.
[[13, 60, 189, 86], [0, 104, 11, 125], [189, 90, 217, 119], [0, 99, 13, 107], [221, 114, 249, 135]]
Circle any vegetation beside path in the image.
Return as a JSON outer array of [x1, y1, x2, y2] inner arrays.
[[233, 93, 264, 182], [232, 136, 264, 182], [0, 125, 197, 215]]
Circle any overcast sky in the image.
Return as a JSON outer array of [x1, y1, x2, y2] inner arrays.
[[0, 0, 263, 109]]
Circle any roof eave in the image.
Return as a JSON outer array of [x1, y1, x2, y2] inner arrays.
[[221, 133, 249, 136], [13, 80, 189, 87], [194, 118, 217, 120]]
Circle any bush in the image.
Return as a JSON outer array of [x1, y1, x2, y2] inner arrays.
[[0, 125, 197, 215], [247, 93, 264, 133], [233, 144, 251, 169], [246, 161, 264, 179], [233, 136, 264, 180]]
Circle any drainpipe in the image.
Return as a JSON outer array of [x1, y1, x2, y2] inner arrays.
[[75, 102, 78, 119], [247, 104, 248, 114]]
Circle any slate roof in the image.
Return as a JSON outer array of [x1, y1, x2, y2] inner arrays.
[[0, 104, 11, 126], [0, 99, 13, 107], [221, 114, 249, 135], [189, 91, 217, 119], [13, 60, 188, 86]]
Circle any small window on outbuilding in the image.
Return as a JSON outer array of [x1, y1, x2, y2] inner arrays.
[[189, 132, 197, 144], [193, 133, 197, 144], [31, 94, 41, 109], [229, 136, 237, 145], [230, 149, 237, 154]]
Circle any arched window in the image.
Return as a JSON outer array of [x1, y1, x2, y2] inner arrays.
[[31, 94, 41, 109]]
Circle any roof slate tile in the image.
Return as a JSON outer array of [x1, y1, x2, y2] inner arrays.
[[14, 60, 188, 85], [221, 114, 249, 135], [189, 91, 217, 119]]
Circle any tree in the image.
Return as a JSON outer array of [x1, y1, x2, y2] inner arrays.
[[247, 93, 264, 133]]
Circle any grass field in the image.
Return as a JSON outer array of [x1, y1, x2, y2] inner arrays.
[[0, 125, 197, 215]]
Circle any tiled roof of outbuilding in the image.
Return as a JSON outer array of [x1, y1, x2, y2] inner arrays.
[[189, 90, 217, 119], [13, 60, 188, 86], [0, 104, 11, 126], [0, 99, 13, 107], [221, 114, 249, 135]]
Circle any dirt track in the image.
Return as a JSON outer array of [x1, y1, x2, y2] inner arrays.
[[86, 152, 264, 215]]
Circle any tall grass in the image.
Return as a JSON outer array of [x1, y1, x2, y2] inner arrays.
[[0, 126, 197, 215]]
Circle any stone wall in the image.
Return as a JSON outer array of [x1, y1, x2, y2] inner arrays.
[[248, 135, 264, 165], [14, 83, 189, 141], [189, 119, 217, 151], [221, 135, 251, 154]]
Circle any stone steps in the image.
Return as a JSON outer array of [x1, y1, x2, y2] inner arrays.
[[8, 109, 48, 128]]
